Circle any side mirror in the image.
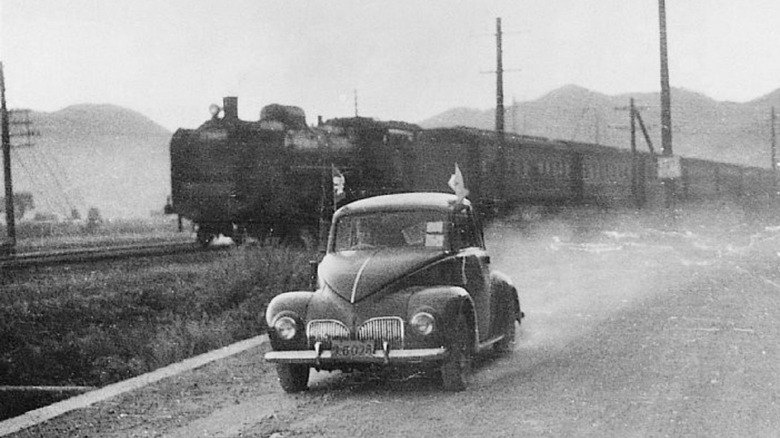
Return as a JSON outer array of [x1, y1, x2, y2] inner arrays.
[[309, 260, 319, 291]]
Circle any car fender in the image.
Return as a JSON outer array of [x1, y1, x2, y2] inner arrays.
[[266, 291, 314, 349], [407, 285, 476, 345], [489, 270, 521, 333]]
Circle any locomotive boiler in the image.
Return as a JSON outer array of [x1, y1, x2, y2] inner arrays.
[[167, 97, 418, 246]]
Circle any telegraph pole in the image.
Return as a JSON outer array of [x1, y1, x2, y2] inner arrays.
[[495, 17, 506, 203], [658, 0, 672, 156], [495, 18, 505, 137], [772, 107, 777, 192], [658, 0, 676, 210], [1, 62, 16, 249]]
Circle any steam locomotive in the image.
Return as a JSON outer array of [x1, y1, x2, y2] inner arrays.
[[167, 97, 776, 246]]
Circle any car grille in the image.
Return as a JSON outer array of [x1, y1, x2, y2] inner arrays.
[[307, 317, 404, 349], [307, 320, 350, 347], [357, 317, 404, 350]]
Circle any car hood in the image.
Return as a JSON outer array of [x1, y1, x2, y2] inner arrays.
[[319, 248, 445, 303]]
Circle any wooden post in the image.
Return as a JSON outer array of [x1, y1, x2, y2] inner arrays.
[[494, 17, 506, 205], [658, 0, 675, 211], [772, 107, 777, 193], [1, 62, 16, 249]]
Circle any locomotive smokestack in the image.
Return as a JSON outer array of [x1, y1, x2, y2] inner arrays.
[[223, 96, 238, 119]]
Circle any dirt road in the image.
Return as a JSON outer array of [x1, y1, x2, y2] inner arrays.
[[8, 211, 780, 437]]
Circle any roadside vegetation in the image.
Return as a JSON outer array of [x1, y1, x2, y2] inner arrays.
[[3, 215, 193, 252], [0, 241, 313, 388]]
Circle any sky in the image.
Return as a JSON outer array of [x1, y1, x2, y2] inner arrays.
[[2, 0, 780, 132]]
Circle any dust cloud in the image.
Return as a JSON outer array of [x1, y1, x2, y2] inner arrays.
[[483, 202, 780, 352]]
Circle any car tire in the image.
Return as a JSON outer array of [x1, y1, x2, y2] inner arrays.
[[276, 363, 310, 393], [494, 301, 518, 354], [441, 313, 473, 391], [493, 314, 516, 354]]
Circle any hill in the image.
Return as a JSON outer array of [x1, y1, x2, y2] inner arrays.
[[3, 104, 171, 219], [419, 85, 780, 169]]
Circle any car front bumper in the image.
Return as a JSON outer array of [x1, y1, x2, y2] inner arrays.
[[265, 346, 448, 365]]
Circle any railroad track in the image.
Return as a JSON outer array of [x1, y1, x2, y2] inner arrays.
[[0, 241, 208, 270]]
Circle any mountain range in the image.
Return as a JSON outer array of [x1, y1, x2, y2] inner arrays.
[[420, 85, 780, 169], [4, 104, 171, 219], [3, 85, 779, 219]]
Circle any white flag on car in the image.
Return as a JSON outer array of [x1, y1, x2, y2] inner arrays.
[[448, 163, 469, 204]]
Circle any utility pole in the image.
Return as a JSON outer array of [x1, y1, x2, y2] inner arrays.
[[657, 0, 677, 211], [772, 107, 777, 192], [495, 18, 505, 137], [353, 89, 359, 117], [658, 0, 672, 157], [1, 62, 16, 250], [614, 98, 654, 207], [495, 17, 506, 203]]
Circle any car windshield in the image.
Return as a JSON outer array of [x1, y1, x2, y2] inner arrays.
[[333, 209, 449, 252]]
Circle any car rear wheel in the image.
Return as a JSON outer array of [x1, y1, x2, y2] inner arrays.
[[441, 313, 473, 391], [276, 363, 310, 393], [494, 302, 518, 354]]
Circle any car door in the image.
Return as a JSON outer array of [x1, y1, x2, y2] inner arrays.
[[452, 206, 492, 340]]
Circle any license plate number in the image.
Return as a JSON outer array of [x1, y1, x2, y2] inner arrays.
[[331, 340, 375, 358]]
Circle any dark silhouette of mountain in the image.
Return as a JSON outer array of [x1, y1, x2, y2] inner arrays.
[[419, 85, 780, 168], [4, 104, 171, 219]]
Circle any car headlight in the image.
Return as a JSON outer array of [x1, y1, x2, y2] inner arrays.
[[410, 312, 435, 336], [273, 316, 298, 340]]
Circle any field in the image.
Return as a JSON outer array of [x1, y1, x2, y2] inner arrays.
[[0, 217, 315, 419], [2, 216, 193, 253]]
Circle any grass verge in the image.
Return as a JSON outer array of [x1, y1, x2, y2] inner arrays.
[[0, 243, 312, 388]]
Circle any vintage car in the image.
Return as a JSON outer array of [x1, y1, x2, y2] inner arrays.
[[264, 192, 523, 392]]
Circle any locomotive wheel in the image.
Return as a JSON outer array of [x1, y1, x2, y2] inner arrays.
[[196, 228, 216, 248], [232, 225, 248, 245]]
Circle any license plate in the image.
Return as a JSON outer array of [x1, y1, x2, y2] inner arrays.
[[331, 340, 375, 358]]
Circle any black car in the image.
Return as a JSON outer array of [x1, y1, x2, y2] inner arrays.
[[265, 192, 523, 392]]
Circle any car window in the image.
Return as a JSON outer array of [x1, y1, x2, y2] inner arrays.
[[452, 209, 480, 250], [333, 210, 448, 252]]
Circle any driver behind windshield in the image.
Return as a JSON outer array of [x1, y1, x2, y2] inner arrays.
[[334, 211, 447, 252]]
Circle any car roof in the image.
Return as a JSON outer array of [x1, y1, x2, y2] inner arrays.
[[335, 192, 470, 216]]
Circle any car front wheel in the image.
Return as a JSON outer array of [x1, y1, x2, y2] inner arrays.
[[441, 313, 473, 391], [276, 363, 310, 393]]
